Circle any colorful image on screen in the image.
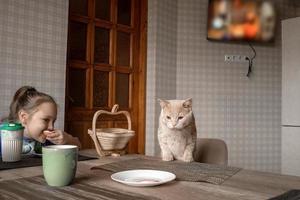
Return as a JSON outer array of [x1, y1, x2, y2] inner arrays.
[[207, 0, 276, 42]]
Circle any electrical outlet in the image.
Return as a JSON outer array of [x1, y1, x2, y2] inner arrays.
[[225, 55, 232, 61], [225, 55, 247, 62]]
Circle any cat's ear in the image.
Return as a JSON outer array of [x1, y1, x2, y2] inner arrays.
[[183, 98, 192, 108], [158, 99, 169, 108]]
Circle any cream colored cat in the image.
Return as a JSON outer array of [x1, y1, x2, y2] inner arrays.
[[158, 98, 197, 162]]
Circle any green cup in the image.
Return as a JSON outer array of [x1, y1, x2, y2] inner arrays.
[[42, 145, 78, 187]]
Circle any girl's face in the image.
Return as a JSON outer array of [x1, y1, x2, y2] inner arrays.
[[19, 102, 57, 143]]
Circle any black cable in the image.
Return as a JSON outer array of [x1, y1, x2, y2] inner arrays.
[[246, 57, 251, 77], [248, 43, 256, 60], [246, 43, 256, 77]]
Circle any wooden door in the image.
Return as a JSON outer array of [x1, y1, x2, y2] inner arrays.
[[65, 0, 147, 154]]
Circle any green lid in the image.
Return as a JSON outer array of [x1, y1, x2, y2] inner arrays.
[[0, 122, 24, 131]]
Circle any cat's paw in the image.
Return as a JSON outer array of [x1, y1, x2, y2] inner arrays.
[[162, 153, 174, 161], [182, 153, 194, 162]]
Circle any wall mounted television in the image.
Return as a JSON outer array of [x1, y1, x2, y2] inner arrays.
[[207, 0, 276, 43]]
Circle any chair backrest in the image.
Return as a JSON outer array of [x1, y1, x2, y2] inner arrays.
[[194, 138, 228, 165]]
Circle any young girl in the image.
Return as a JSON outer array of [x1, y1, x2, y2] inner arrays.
[[6, 86, 81, 154]]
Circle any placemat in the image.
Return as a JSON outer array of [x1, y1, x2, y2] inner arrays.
[[0, 154, 96, 170], [0, 176, 159, 200], [91, 158, 241, 185], [268, 189, 300, 200]]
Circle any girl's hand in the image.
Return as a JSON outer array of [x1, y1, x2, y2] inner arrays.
[[43, 130, 67, 145], [43, 130, 81, 149]]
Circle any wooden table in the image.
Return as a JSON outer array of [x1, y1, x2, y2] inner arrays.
[[0, 150, 300, 200]]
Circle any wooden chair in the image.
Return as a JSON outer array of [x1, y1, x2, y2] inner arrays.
[[194, 138, 228, 165]]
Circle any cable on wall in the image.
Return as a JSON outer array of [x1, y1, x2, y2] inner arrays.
[[246, 43, 256, 77]]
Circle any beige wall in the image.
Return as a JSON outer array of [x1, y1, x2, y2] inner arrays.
[[146, 0, 178, 156], [146, 0, 300, 173], [0, 0, 69, 130]]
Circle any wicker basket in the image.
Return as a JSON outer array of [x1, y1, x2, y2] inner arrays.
[[88, 104, 135, 157]]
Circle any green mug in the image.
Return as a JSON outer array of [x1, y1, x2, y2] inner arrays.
[[42, 145, 78, 187]]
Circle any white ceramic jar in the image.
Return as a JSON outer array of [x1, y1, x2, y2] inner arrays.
[[0, 122, 24, 162]]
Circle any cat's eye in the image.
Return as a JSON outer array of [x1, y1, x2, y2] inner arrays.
[[178, 116, 183, 120], [166, 116, 171, 119]]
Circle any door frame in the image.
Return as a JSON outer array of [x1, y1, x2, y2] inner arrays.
[[136, 0, 147, 154]]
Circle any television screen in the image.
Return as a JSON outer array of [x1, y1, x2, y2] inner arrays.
[[207, 0, 276, 42]]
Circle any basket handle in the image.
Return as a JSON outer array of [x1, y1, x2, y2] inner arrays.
[[91, 104, 132, 156], [92, 104, 132, 132]]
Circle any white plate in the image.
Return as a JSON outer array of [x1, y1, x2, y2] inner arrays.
[[111, 169, 176, 187]]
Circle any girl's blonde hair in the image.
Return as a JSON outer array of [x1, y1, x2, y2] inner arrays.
[[7, 86, 57, 121]]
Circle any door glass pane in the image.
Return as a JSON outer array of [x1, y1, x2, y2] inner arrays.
[[95, 0, 110, 21], [93, 70, 109, 107], [69, 68, 86, 107], [69, 0, 88, 16], [116, 31, 130, 66], [69, 21, 87, 61], [116, 73, 129, 107], [117, 0, 131, 26], [94, 27, 110, 64]]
